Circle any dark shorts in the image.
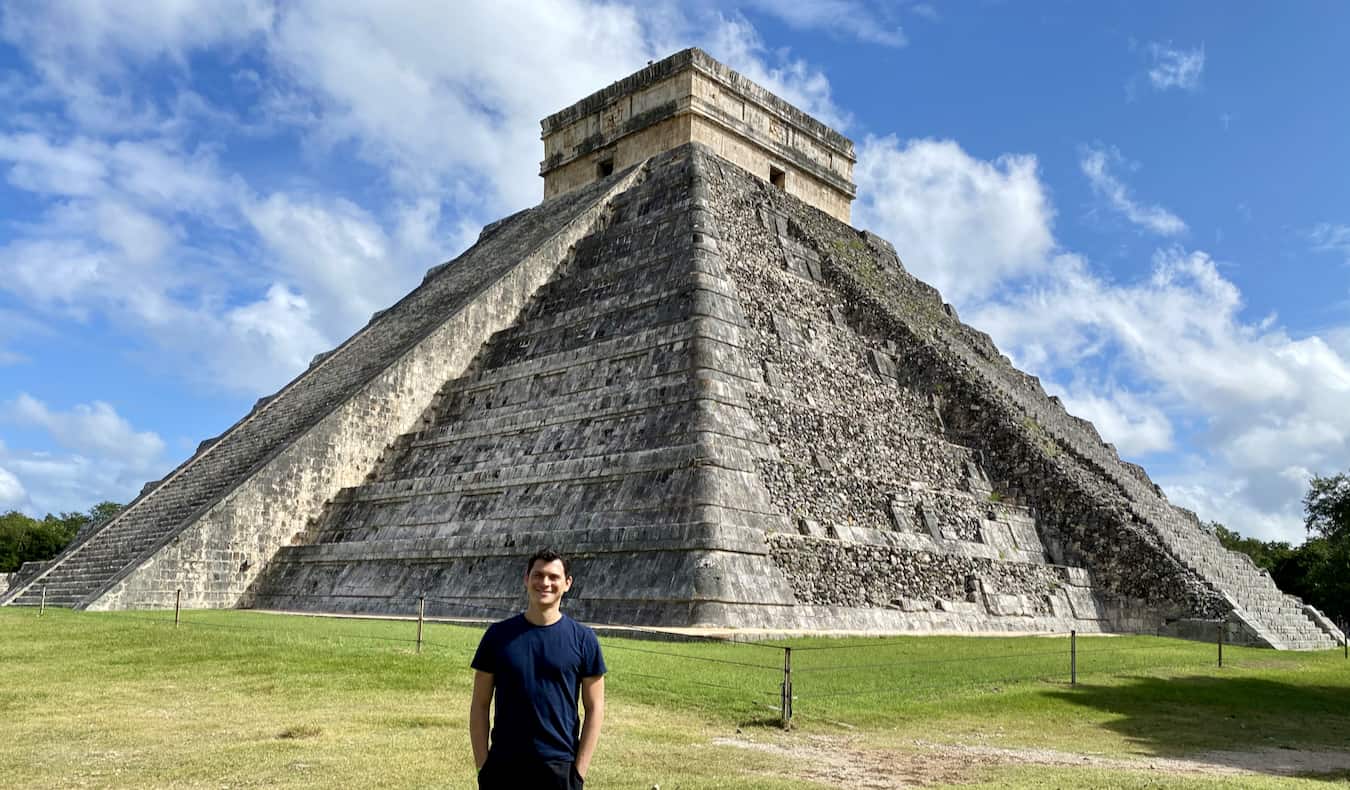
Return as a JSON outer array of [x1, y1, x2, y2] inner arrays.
[[477, 751, 583, 790]]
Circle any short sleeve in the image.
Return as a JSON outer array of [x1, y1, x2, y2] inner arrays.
[[471, 626, 497, 673], [581, 627, 606, 678]]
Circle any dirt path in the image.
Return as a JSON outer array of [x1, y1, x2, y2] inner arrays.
[[714, 733, 1350, 787]]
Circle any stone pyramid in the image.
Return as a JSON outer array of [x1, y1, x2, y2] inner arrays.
[[4, 50, 1341, 650]]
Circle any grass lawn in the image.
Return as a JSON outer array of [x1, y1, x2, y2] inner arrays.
[[1, 607, 1347, 788]]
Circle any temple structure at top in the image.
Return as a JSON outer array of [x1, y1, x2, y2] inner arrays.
[[540, 48, 857, 222]]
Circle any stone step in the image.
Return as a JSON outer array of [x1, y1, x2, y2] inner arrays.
[[418, 373, 710, 443], [493, 266, 718, 348], [442, 324, 712, 408], [339, 444, 710, 505]]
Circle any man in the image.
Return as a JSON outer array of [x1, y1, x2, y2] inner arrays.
[[470, 549, 606, 788]]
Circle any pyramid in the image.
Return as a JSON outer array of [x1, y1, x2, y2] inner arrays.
[[4, 50, 1341, 649]]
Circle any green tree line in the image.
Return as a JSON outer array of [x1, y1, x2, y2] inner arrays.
[[1214, 471, 1350, 625], [0, 502, 122, 573]]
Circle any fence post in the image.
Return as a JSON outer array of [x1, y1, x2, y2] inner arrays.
[[416, 596, 425, 655], [1217, 617, 1224, 668], [1070, 630, 1077, 686], [780, 647, 793, 730], [39, 586, 46, 617], [174, 589, 181, 629], [1342, 618, 1347, 660]]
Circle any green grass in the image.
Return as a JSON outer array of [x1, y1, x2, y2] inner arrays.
[[1, 608, 1347, 788]]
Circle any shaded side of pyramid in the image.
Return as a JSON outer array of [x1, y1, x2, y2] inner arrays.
[[698, 150, 1341, 649]]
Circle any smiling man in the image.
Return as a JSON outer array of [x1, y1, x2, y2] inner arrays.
[[469, 549, 606, 788]]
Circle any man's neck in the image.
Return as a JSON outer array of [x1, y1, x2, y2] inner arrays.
[[524, 604, 563, 626]]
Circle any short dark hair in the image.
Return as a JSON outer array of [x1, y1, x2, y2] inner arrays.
[[526, 549, 570, 577]]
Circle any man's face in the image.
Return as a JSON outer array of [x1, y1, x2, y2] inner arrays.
[[525, 559, 572, 608]]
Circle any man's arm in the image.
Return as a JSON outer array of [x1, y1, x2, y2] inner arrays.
[[575, 675, 605, 779], [469, 670, 494, 770]]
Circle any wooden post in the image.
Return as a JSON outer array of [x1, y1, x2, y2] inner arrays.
[[416, 596, 425, 655], [1342, 618, 1347, 660], [780, 647, 793, 730], [1070, 630, 1077, 686], [1217, 618, 1224, 668], [39, 586, 46, 617], [174, 589, 181, 629]]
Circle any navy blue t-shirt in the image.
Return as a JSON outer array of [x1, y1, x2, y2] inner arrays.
[[471, 613, 606, 762]]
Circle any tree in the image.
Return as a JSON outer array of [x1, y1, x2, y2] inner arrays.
[[1301, 472, 1350, 624], [1212, 522, 1293, 572], [87, 501, 122, 527], [1304, 473, 1350, 542]]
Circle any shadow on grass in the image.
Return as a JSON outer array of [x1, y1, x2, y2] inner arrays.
[[1049, 674, 1350, 780]]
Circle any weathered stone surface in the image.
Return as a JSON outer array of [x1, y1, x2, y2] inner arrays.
[[725, 148, 1339, 648], [541, 49, 855, 222]]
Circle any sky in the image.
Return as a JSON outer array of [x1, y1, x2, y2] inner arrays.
[[0, 1, 1347, 545]]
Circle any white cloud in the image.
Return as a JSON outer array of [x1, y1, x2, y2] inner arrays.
[[7, 394, 165, 467], [224, 283, 330, 382], [703, 13, 851, 130], [1057, 386, 1175, 457], [0, 396, 169, 515], [742, 1, 907, 47], [0, 308, 46, 367], [0, 133, 237, 212], [0, 132, 108, 195], [0, 0, 273, 134], [1162, 472, 1307, 545], [246, 193, 401, 334], [1308, 223, 1350, 265], [1080, 145, 1187, 236], [1, 0, 273, 67], [909, 4, 939, 22], [0, 464, 27, 509], [854, 135, 1055, 301], [968, 248, 1350, 543], [266, 0, 657, 213], [0, 238, 107, 307], [1147, 42, 1205, 92]]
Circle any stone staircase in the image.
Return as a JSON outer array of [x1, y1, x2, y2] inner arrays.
[[2, 466, 233, 608], [1071, 430, 1344, 649], [3, 516, 169, 607], [1000, 379, 1343, 649], [1148, 510, 1341, 649]]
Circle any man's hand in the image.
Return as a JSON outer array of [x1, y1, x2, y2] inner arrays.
[[469, 670, 494, 770], [575, 674, 605, 779]]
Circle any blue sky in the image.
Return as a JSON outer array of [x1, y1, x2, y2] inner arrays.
[[0, 1, 1347, 544]]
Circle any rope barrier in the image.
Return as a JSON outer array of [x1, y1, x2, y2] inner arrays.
[[608, 670, 779, 698], [779, 632, 1067, 651], [601, 642, 782, 671], [790, 647, 1069, 673]]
